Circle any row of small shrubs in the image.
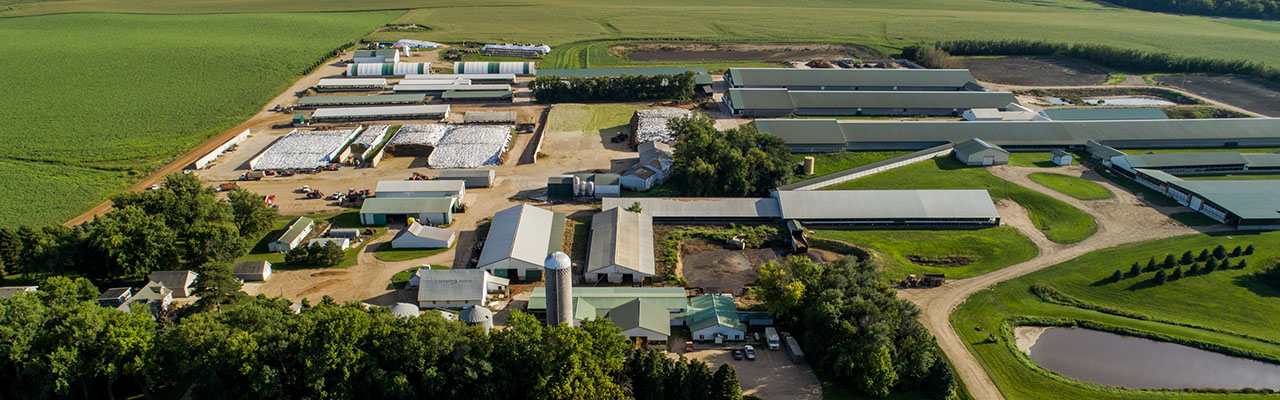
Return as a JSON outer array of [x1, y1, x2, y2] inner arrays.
[[1110, 244, 1253, 285]]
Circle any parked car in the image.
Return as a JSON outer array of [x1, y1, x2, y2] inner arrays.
[[743, 345, 756, 361], [732, 349, 744, 360]]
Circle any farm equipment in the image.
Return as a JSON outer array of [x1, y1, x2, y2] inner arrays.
[[240, 171, 265, 181], [263, 195, 275, 206], [609, 132, 629, 143], [297, 185, 311, 193], [305, 190, 323, 199], [902, 274, 946, 288], [216, 183, 238, 192], [516, 123, 536, 133], [408, 172, 429, 181], [278, 170, 295, 177]]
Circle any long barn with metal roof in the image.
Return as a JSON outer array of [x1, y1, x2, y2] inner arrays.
[[754, 118, 1280, 152], [477, 204, 565, 280], [1132, 170, 1280, 230], [295, 94, 425, 109], [604, 190, 1001, 227], [587, 208, 655, 284], [725, 88, 1018, 117], [724, 68, 986, 91]]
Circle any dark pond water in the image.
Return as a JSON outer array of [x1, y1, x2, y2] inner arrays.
[[1020, 327, 1280, 390]]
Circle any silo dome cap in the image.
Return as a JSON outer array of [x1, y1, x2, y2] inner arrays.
[[544, 252, 571, 270]]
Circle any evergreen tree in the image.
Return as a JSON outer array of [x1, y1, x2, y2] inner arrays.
[[1180, 251, 1193, 265], [1237, 259, 1248, 269], [1111, 270, 1123, 281], [1213, 245, 1227, 259], [926, 359, 957, 400], [1198, 249, 1210, 261], [1128, 262, 1142, 277], [712, 363, 742, 400], [1244, 244, 1255, 255], [1145, 257, 1157, 272], [1190, 263, 1201, 275], [284, 246, 309, 265], [1205, 258, 1218, 273], [1154, 269, 1167, 284], [1231, 246, 1242, 257], [1163, 254, 1176, 269], [1171, 267, 1183, 280]]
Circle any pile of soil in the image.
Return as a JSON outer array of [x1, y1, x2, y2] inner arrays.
[[680, 238, 789, 294], [963, 57, 1106, 86], [905, 255, 976, 268]]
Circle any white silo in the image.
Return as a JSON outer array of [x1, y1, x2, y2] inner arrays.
[[543, 252, 573, 326]]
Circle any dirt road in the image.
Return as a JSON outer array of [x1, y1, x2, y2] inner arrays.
[[899, 165, 1220, 400]]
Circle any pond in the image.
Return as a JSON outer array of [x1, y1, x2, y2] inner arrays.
[[1015, 326, 1280, 390], [1082, 97, 1176, 106]]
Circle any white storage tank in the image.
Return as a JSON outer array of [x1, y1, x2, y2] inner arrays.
[[347, 63, 431, 77], [586, 181, 595, 197], [453, 62, 536, 76]]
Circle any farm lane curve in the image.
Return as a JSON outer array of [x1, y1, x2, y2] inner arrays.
[[900, 164, 1218, 400]]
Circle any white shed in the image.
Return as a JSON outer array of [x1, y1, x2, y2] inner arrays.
[[308, 237, 351, 250], [232, 260, 272, 282], [392, 222, 456, 249], [1051, 149, 1073, 166]]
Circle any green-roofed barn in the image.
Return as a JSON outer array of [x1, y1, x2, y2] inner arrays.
[[687, 294, 746, 343], [441, 90, 514, 103], [725, 88, 1018, 117], [605, 298, 672, 345], [527, 286, 688, 328], [359, 197, 455, 225], [952, 138, 1009, 166], [269, 216, 314, 253]]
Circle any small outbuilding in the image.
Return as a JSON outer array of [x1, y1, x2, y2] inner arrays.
[[390, 303, 421, 318], [417, 269, 509, 308], [118, 282, 171, 316], [360, 197, 456, 225], [269, 216, 314, 253], [952, 138, 1010, 166], [436, 169, 495, 188], [97, 287, 133, 307], [575, 173, 621, 199], [621, 142, 673, 191], [232, 260, 272, 282], [148, 270, 198, 298], [308, 237, 351, 250], [686, 294, 747, 343], [586, 208, 655, 284], [392, 222, 456, 249], [1051, 149, 1073, 166]]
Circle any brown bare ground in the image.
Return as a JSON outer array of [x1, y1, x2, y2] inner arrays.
[[614, 42, 882, 62]]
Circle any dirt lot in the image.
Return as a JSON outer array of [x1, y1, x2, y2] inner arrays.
[[964, 57, 1107, 86], [1154, 75, 1280, 117], [679, 239, 790, 294], [674, 337, 821, 400], [615, 42, 881, 62]]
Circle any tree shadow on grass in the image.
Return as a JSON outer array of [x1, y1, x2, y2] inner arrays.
[[1090, 275, 1122, 287], [1233, 274, 1280, 298], [1123, 276, 1164, 291]]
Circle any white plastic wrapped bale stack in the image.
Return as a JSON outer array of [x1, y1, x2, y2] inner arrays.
[[249, 128, 360, 170], [428, 125, 513, 168], [386, 124, 448, 156], [350, 125, 390, 160], [634, 108, 692, 144]]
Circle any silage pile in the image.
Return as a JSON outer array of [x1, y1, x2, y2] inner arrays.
[[428, 125, 513, 168], [385, 124, 447, 156]]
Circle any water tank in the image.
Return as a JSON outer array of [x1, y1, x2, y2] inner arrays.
[[460, 305, 494, 334], [586, 181, 595, 197], [543, 252, 573, 327], [803, 156, 816, 175]]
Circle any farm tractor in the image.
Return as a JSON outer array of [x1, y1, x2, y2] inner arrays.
[[901, 274, 945, 288]]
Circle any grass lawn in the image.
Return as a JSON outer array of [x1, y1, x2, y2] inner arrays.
[[1006, 151, 1087, 168], [391, 264, 449, 289], [568, 219, 590, 262], [823, 157, 1098, 244], [0, 273, 44, 287], [1169, 212, 1221, 226], [373, 244, 451, 262], [814, 228, 1038, 280], [951, 230, 1280, 399], [1090, 165, 1183, 207], [544, 103, 647, 137], [0, 12, 397, 227], [622, 181, 682, 197], [787, 151, 910, 184], [1026, 173, 1113, 201], [237, 210, 385, 270]]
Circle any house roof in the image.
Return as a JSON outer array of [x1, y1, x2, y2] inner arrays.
[[528, 287, 688, 311], [726, 68, 982, 89], [1051, 149, 1072, 157], [754, 118, 1280, 147], [686, 294, 746, 332], [1166, 180, 1280, 220], [0, 286, 37, 298], [360, 197, 455, 214], [376, 180, 465, 194], [417, 269, 506, 303], [587, 208, 656, 276], [98, 287, 132, 301], [772, 190, 1000, 220], [1039, 108, 1168, 121], [275, 216, 314, 245], [1122, 152, 1249, 169], [606, 298, 672, 336], [149, 270, 197, 289], [953, 138, 1008, 156], [728, 88, 1017, 111], [233, 260, 271, 275], [537, 67, 713, 85], [477, 205, 565, 268], [297, 94, 424, 106], [602, 197, 781, 219]]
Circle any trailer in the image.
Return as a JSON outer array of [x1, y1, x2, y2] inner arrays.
[[782, 333, 804, 363]]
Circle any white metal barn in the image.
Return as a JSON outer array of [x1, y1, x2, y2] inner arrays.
[[308, 237, 351, 250], [453, 62, 536, 76], [586, 208, 655, 284], [417, 269, 509, 308], [375, 180, 466, 202], [477, 204, 565, 280], [347, 62, 431, 77], [437, 169, 495, 188], [232, 261, 272, 282], [1051, 149, 1074, 166], [392, 222, 456, 249]]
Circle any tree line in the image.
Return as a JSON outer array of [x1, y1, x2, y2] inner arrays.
[[669, 115, 795, 197], [0, 173, 277, 284], [530, 71, 696, 103], [1110, 244, 1253, 285], [0, 278, 743, 400], [903, 40, 1280, 84], [1105, 0, 1280, 21], [754, 256, 957, 399]]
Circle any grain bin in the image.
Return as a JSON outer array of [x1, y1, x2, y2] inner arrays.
[[453, 62, 536, 76], [803, 156, 815, 175]]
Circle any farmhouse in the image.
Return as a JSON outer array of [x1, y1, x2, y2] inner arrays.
[[753, 118, 1280, 152], [482, 44, 551, 58], [359, 197, 455, 225], [772, 190, 1002, 227], [148, 270, 198, 298], [464, 111, 519, 124], [604, 299, 672, 345], [269, 216, 314, 253], [453, 62, 536, 76], [346, 62, 430, 77], [308, 237, 350, 250], [527, 287, 689, 325], [118, 283, 171, 316], [477, 204, 566, 280], [0, 286, 37, 299], [587, 208, 656, 284], [601, 197, 781, 224], [315, 78, 387, 92], [538, 67, 714, 95], [437, 169, 495, 188], [416, 268, 509, 308], [725, 88, 1019, 117], [391, 222, 456, 249], [441, 90, 515, 103], [621, 142, 674, 191], [97, 287, 132, 307], [724, 68, 986, 91], [376, 180, 466, 202], [686, 294, 746, 343], [232, 260, 272, 282], [311, 105, 450, 122], [352, 48, 401, 63], [952, 138, 1010, 166], [405, 73, 517, 85], [294, 94, 424, 109]]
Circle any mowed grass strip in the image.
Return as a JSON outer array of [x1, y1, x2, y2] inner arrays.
[[951, 231, 1280, 399], [544, 104, 646, 137], [787, 151, 910, 184], [823, 157, 1098, 244], [1027, 173, 1113, 201], [814, 227, 1037, 280]]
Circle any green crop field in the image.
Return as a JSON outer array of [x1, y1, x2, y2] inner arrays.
[[1027, 173, 1113, 201], [0, 12, 396, 227], [788, 151, 910, 184], [823, 157, 1098, 244], [814, 227, 1037, 280], [951, 231, 1280, 399]]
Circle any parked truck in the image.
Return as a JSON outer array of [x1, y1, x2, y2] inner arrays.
[[765, 327, 780, 350]]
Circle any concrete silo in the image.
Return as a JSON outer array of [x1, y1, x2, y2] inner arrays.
[[543, 252, 573, 326], [460, 305, 494, 334]]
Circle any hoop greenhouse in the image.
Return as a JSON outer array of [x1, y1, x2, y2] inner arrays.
[[453, 62, 536, 76], [347, 62, 431, 77]]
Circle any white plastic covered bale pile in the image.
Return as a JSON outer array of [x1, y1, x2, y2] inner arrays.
[[249, 128, 360, 170], [634, 108, 692, 144], [350, 125, 390, 160], [427, 125, 513, 168], [385, 124, 447, 156]]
